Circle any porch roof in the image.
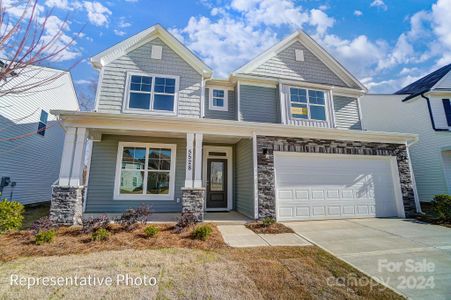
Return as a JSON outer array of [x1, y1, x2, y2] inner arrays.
[[51, 110, 418, 145]]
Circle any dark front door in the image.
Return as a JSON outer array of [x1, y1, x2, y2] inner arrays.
[[206, 158, 227, 209]]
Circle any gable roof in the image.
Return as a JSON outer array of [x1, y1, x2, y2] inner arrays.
[[91, 24, 213, 78], [395, 64, 451, 100], [232, 31, 367, 91]]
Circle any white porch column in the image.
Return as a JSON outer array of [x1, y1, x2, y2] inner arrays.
[[58, 127, 77, 186], [69, 128, 87, 186], [184, 133, 194, 188], [193, 133, 203, 188]]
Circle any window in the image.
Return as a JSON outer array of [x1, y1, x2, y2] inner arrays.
[[209, 88, 228, 111], [289, 87, 327, 121], [443, 99, 451, 126], [37, 110, 48, 136], [126, 73, 177, 113], [115, 143, 176, 200]]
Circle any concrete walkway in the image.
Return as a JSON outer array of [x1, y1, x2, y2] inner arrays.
[[285, 218, 451, 300], [217, 225, 311, 247]]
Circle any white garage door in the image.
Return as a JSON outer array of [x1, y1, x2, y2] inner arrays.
[[275, 153, 402, 221]]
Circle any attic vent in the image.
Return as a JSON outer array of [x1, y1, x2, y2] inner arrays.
[[295, 49, 304, 62], [151, 45, 162, 59]]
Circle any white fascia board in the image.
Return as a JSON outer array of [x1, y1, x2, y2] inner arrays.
[[51, 110, 418, 145]]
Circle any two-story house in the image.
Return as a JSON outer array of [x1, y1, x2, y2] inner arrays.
[[361, 64, 451, 204], [50, 25, 419, 225], [0, 65, 80, 205]]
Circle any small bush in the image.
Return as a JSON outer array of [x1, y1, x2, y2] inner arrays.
[[82, 215, 110, 233], [0, 199, 25, 233], [261, 216, 276, 227], [174, 212, 199, 233], [143, 225, 159, 237], [116, 204, 152, 230], [91, 228, 110, 241], [31, 216, 56, 234], [430, 194, 451, 223], [35, 230, 56, 245], [192, 224, 213, 241]]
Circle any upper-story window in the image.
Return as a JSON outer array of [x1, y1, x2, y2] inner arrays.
[[209, 88, 228, 111], [289, 87, 327, 121], [126, 73, 178, 113], [37, 110, 48, 136]]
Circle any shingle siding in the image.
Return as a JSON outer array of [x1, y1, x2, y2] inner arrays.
[[244, 41, 351, 88], [85, 135, 185, 213], [333, 95, 362, 130], [97, 38, 202, 117], [235, 138, 255, 218], [204, 88, 236, 120], [239, 84, 280, 123]]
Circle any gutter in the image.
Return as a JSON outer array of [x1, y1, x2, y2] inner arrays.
[[421, 93, 449, 132]]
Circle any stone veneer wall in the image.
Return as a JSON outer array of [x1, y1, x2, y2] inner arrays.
[[49, 186, 84, 226], [181, 188, 206, 221], [256, 136, 417, 219]]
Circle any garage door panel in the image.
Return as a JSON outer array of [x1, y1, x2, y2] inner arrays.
[[275, 153, 399, 221]]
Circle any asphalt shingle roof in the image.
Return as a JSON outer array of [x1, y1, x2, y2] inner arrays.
[[395, 64, 451, 96]]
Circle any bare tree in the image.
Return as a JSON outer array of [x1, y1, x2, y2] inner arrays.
[[77, 79, 97, 111], [0, 0, 82, 97]]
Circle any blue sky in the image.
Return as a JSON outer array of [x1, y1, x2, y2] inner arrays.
[[4, 0, 451, 105]]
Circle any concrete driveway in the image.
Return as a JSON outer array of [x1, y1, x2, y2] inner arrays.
[[284, 219, 451, 300]]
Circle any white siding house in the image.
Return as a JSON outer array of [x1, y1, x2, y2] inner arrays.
[[0, 66, 79, 204]]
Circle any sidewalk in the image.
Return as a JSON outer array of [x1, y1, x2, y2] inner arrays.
[[217, 225, 311, 248]]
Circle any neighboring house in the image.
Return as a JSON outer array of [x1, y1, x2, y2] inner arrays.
[[50, 24, 419, 225], [0, 65, 80, 204], [361, 64, 451, 203]]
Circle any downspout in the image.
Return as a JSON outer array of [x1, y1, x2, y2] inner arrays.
[[421, 93, 448, 132], [406, 139, 422, 214], [200, 76, 206, 118]]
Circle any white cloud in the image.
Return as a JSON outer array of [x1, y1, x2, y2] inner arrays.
[[83, 1, 112, 26], [44, 0, 70, 9], [370, 0, 387, 11], [354, 10, 363, 16], [309, 9, 334, 36], [432, 0, 451, 49]]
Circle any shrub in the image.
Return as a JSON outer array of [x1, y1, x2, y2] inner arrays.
[[116, 204, 152, 230], [35, 230, 56, 245], [261, 216, 276, 227], [31, 217, 56, 234], [192, 224, 213, 241], [174, 212, 199, 233], [0, 199, 25, 233], [82, 215, 110, 233], [91, 228, 110, 241], [430, 194, 451, 223], [144, 225, 159, 237]]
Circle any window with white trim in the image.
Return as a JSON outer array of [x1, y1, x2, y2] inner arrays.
[[209, 88, 228, 111], [37, 110, 48, 136], [289, 87, 327, 121], [127, 74, 177, 113], [115, 143, 176, 200]]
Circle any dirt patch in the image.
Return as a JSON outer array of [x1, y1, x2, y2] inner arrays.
[[0, 224, 227, 262], [245, 222, 294, 234]]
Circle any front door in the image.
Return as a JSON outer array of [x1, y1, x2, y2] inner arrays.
[[206, 159, 228, 209]]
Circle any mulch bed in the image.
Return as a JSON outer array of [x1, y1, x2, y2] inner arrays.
[[415, 202, 451, 228], [245, 222, 294, 234], [0, 223, 227, 262]]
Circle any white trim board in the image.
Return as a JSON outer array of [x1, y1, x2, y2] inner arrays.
[[202, 145, 233, 211]]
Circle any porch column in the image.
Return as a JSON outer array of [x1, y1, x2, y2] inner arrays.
[[184, 133, 194, 188], [58, 127, 77, 186], [193, 133, 203, 188]]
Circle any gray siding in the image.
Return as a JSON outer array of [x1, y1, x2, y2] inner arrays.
[[85, 135, 185, 213], [240, 84, 280, 123], [204, 88, 236, 120], [244, 41, 352, 88], [235, 138, 254, 218], [97, 38, 202, 117], [0, 118, 65, 205], [333, 95, 362, 130]]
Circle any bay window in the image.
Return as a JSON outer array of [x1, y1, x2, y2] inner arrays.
[[115, 142, 176, 200], [126, 73, 178, 113]]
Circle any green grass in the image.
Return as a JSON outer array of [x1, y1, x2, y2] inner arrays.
[[22, 202, 50, 229]]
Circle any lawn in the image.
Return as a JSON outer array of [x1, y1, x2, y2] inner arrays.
[[0, 247, 403, 300]]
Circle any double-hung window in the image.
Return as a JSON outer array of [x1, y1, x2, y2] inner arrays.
[[127, 74, 177, 113], [115, 142, 176, 200], [209, 88, 228, 111], [289, 87, 327, 121]]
